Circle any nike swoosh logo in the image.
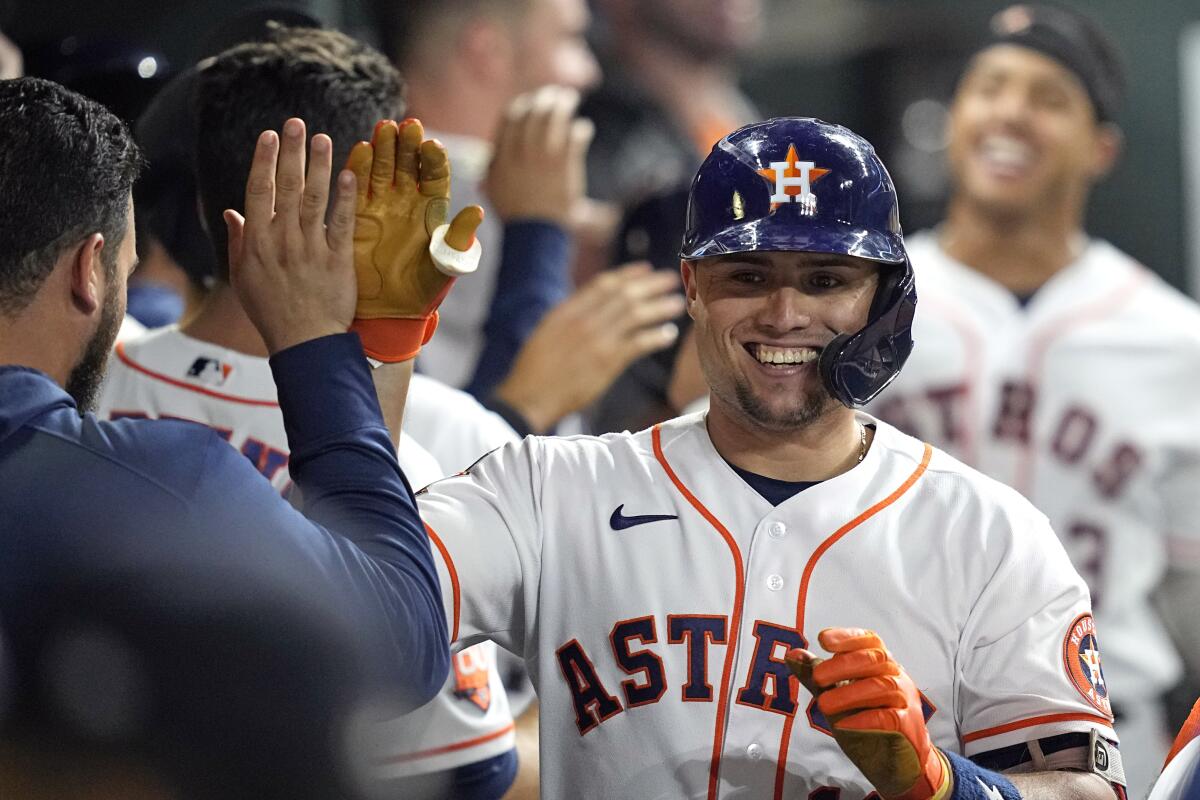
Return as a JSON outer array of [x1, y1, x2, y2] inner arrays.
[[609, 504, 679, 531]]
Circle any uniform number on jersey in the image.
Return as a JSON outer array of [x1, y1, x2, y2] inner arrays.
[[1066, 521, 1107, 609]]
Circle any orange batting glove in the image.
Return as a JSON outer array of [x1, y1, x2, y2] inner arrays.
[[345, 118, 484, 362], [786, 628, 951, 800]]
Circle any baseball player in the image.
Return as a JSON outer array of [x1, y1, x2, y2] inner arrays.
[[97, 310, 518, 795], [360, 114, 1125, 799], [868, 7, 1200, 794], [97, 27, 516, 799]]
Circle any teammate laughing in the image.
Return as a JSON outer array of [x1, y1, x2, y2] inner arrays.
[[872, 7, 1200, 795]]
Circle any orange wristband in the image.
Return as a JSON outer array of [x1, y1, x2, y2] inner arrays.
[[350, 312, 440, 363]]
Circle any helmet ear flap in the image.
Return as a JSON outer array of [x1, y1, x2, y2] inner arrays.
[[817, 333, 851, 400], [869, 264, 905, 320], [821, 266, 917, 408]]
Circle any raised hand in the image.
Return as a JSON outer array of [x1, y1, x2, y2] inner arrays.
[[493, 262, 684, 433], [225, 118, 359, 355], [485, 86, 593, 226], [346, 118, 485, 362]]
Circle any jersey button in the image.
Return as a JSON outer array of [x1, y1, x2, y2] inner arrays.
[[746, 743, 764, 760], [768, 522, 786, 538], [767, 574, 784, 591]]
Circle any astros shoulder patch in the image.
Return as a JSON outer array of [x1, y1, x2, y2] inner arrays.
[[1062, 613, 1112, 717]]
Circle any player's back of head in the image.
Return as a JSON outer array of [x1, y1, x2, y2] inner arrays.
[[194, 24, 404, 281], [0, 77, 141, 316]]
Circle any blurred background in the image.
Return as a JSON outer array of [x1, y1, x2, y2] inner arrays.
[[3, 0, 1199, 292], [3, 2, 1199, 795]]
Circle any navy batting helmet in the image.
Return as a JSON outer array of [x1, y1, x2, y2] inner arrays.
[[680, 117, 916, 408]]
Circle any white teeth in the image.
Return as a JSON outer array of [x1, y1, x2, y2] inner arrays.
[[754, 345, 817, 365], [979, 135, 1033, 169]]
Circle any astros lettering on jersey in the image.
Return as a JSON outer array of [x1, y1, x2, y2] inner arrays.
[[873, 232, 1200, 708], [416, 411, 1117, 800]]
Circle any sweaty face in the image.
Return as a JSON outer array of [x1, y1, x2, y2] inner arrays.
[[66, 203, 135, 412], [685, 251, 879, 431], [947, 45, 1108, 218], [514, 0, 600, 92]]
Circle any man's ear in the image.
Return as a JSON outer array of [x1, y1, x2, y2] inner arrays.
[[460, 16, 515, 84], [1090, 122, 1123, 180], [68, 233, 106, 314], [680, 259, 699, 320]]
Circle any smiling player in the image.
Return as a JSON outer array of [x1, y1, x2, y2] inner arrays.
[[870, 8, 1200, 794], [354, 115, 1127, 799]]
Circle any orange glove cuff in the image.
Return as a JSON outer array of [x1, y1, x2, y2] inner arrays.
[[350, 312, 439, 363]]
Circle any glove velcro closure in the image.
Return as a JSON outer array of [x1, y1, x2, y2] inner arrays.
[[350, 313, 439, 363]]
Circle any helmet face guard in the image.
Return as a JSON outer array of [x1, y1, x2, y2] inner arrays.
[[681, 117, 917, 408]]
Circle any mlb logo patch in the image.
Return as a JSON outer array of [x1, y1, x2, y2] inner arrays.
[[186, 357, 233, 387], [1062, 613, 1111, 716]]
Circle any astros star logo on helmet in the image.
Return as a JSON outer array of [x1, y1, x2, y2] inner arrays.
[[757, 144, 830, 212]]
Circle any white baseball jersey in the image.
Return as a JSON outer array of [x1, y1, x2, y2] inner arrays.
[[1152, 697, 1200, 800], [405, 372, 518, 474], [417, 411, 1117, 800], [1150, 736, 1200, 800], [416, 131, 499, 388], [872, 232, 1200, 706], [96, 326, 515, 776], [118, 313, 147, 343]]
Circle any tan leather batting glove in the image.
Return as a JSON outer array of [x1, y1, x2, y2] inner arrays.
[[346, 118, 484, 362]]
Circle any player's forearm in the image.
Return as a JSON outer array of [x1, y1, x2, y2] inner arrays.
[[1006, 770, 1118, 800], [465, 221, 571, 401], [371, 358, 415, 452], [270, 333, 449, 705]]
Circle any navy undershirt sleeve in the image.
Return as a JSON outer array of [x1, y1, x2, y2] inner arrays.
[[196, 333, 449, 708], [466, 221, 571, 400]]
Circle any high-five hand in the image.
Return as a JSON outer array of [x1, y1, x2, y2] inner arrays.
[[225, 118, 359, 355], [345, 118, 485, 362]]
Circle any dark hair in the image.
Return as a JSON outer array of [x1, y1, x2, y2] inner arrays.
[[0, 78, 142, 315], [195, 24, 405, 281], [973, 3, 1126, 122]]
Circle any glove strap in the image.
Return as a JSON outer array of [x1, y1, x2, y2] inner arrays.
[[350, 312, 439, 363], [892, 747, 952, 800]]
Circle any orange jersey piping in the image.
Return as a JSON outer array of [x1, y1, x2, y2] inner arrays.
[[114, 340, 279, 407], [425, 522, 460, 643], [652, 424, 746, 800], [774, 443, 933, 799]]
